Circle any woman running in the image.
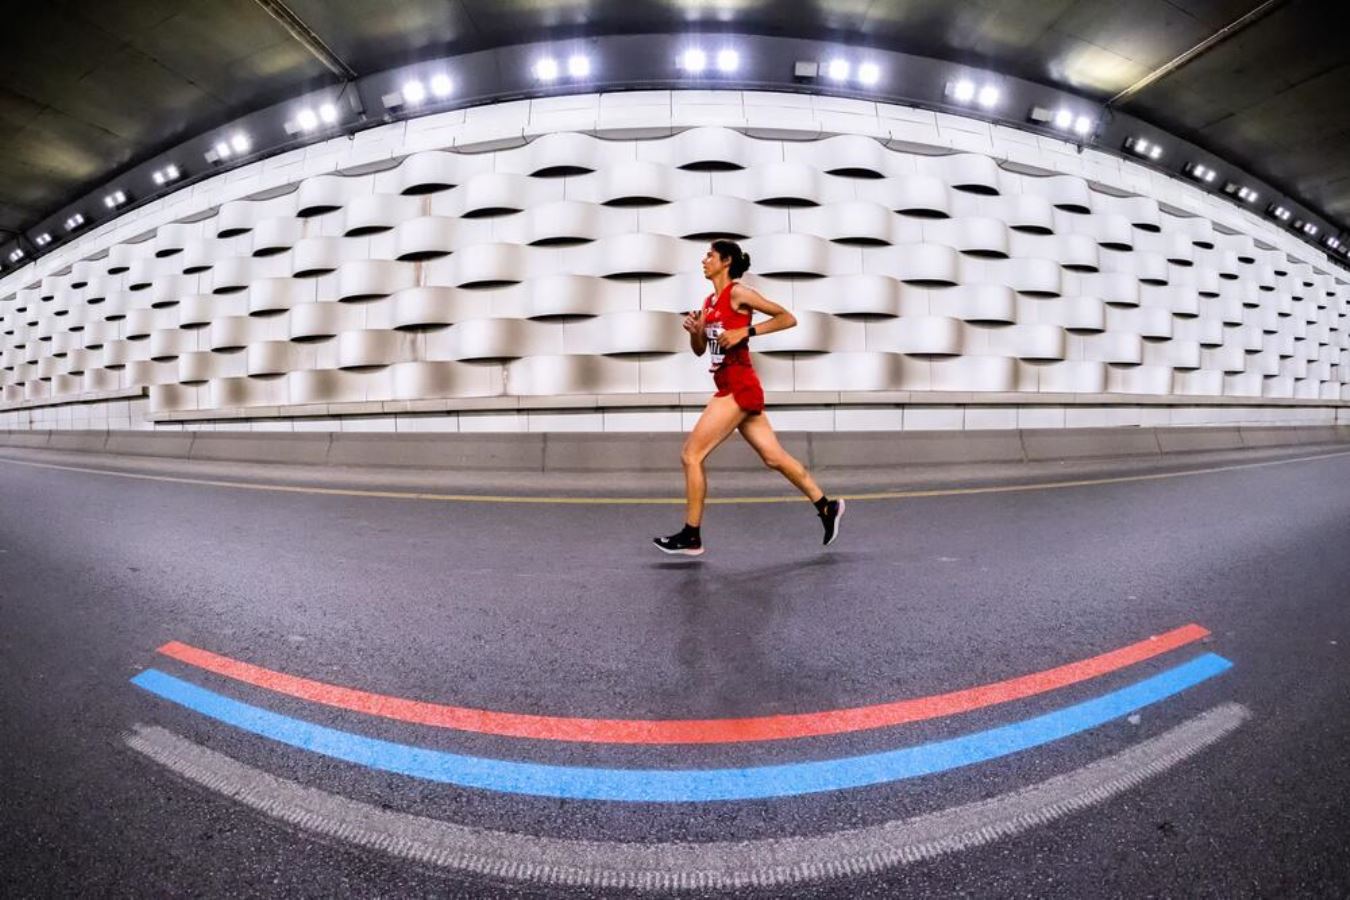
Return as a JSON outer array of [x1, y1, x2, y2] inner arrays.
[[653, 240, 844, 556]]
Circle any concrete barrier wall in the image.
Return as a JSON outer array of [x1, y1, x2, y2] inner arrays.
[[5, 426, 1348, 472]]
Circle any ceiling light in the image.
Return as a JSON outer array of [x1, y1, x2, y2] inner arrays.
[[567, 55, 590, 78], [1185, 162, 1217, 183], [681, 48, 708, 73], [826, 59, 850, 82], [65, 213, 84, 231], [318, 102, 338, 124], [401, 80, 426, 105], [34, 233, 51, 247], [296, 108, 319, 131], [1054, 109, 1074, 129], [857, 62, 880, 86], [534, 58, 559, 81], [1268, 204, 1291, 222], [229, 133, 250, 155], [213, 141, 232, 160], [7, 249, 23, 263], [1073, 115, 1093, 136], [104, 190, 127, 209], [429, 74, 453, 98], [951, 80, 999, 108], [716, 49, 739, 73]]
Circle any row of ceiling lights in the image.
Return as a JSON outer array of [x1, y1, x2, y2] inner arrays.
[[5, 45, 1347, 272]]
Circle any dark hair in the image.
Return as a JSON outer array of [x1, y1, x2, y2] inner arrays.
[[711, 239, 752, 279]]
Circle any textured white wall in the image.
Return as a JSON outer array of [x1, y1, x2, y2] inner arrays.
[[1, 90, 1347, 434]]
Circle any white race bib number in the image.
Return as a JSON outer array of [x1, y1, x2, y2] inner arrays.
[[705, 322, 725, 370]]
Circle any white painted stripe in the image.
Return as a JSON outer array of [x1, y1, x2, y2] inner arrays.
[[125, 703, 1249, 891]]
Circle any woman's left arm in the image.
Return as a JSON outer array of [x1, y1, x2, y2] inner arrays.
[[715, 284, 797, 348]]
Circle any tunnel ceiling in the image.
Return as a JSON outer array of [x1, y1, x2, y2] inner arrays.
[[1, 0, 1347, 242]]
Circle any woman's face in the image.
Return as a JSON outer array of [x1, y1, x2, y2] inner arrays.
[[702, 246, 729, 279]]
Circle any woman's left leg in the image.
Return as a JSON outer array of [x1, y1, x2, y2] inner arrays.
[[740, 412, 845, 545], [737, 412, 824, 502]]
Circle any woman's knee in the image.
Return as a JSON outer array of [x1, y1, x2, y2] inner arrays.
[[681, 443, 706, 468], [759, 450, 792, 472]]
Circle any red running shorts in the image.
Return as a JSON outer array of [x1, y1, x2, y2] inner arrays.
[[713, 364, 765, 414]]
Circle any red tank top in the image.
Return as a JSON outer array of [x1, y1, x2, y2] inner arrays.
[[702, 281, 752, 369]]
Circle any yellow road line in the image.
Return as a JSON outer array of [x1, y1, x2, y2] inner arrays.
[[0, 446, 1348, 505]]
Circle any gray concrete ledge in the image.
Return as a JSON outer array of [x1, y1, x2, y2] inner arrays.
[[4, 425, 1349, 474], [144, 391, 1350, 421]]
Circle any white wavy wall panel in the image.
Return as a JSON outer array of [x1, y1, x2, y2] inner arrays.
[[2, 120, 1349, 420]]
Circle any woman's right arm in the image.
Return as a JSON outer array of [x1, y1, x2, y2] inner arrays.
[[684, 310, 707, 356]]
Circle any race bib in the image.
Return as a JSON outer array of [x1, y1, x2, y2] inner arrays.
[[705, 322, 725, 371]]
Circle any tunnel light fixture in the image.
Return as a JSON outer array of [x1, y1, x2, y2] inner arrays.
[[34, 233, 51, 247], [104, 190, 127, 209], [533, 57, 560, 81], [1268, 203, 1292, 222], [1125, 136, 1163, 160], [1299, 221, 1319, 237], [1030, 106, 1093, 138], [285, 99, 345, 135], [1328, 236, 1343, 251], [206, 133, 251, 164], [795, 58, 880, 87], [429, 74, 453, 98], [567, 55, 591, 78], [1185, 162, 1218, 184], [402, 80, 427, 105], [681, 48, 708, 73], [716, 49, 739, 73], [382, 79, 431, 111], [151, 164, 181, 186], [7, 249, 23, 263], [64, 213, 85, 231], [949, 79, 999, 109], [1222, 181, 1258, 203]]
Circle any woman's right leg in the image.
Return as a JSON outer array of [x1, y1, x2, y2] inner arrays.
[[681, 393, 748, 527]]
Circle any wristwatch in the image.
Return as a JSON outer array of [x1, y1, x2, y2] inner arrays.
[[748, 325, 757, 337]]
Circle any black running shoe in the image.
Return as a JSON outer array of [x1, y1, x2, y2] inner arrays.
[[653, 530, 704, 556], [819, 498, 845, 546]]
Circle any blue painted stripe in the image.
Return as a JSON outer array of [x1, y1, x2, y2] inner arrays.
[[131, 653, 1231, 802]]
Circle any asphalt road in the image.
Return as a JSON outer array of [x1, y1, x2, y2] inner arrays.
[[1, 446, 1349, 898]]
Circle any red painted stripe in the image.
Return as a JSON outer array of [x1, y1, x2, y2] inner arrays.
[[156, 624, 1209, 744]]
